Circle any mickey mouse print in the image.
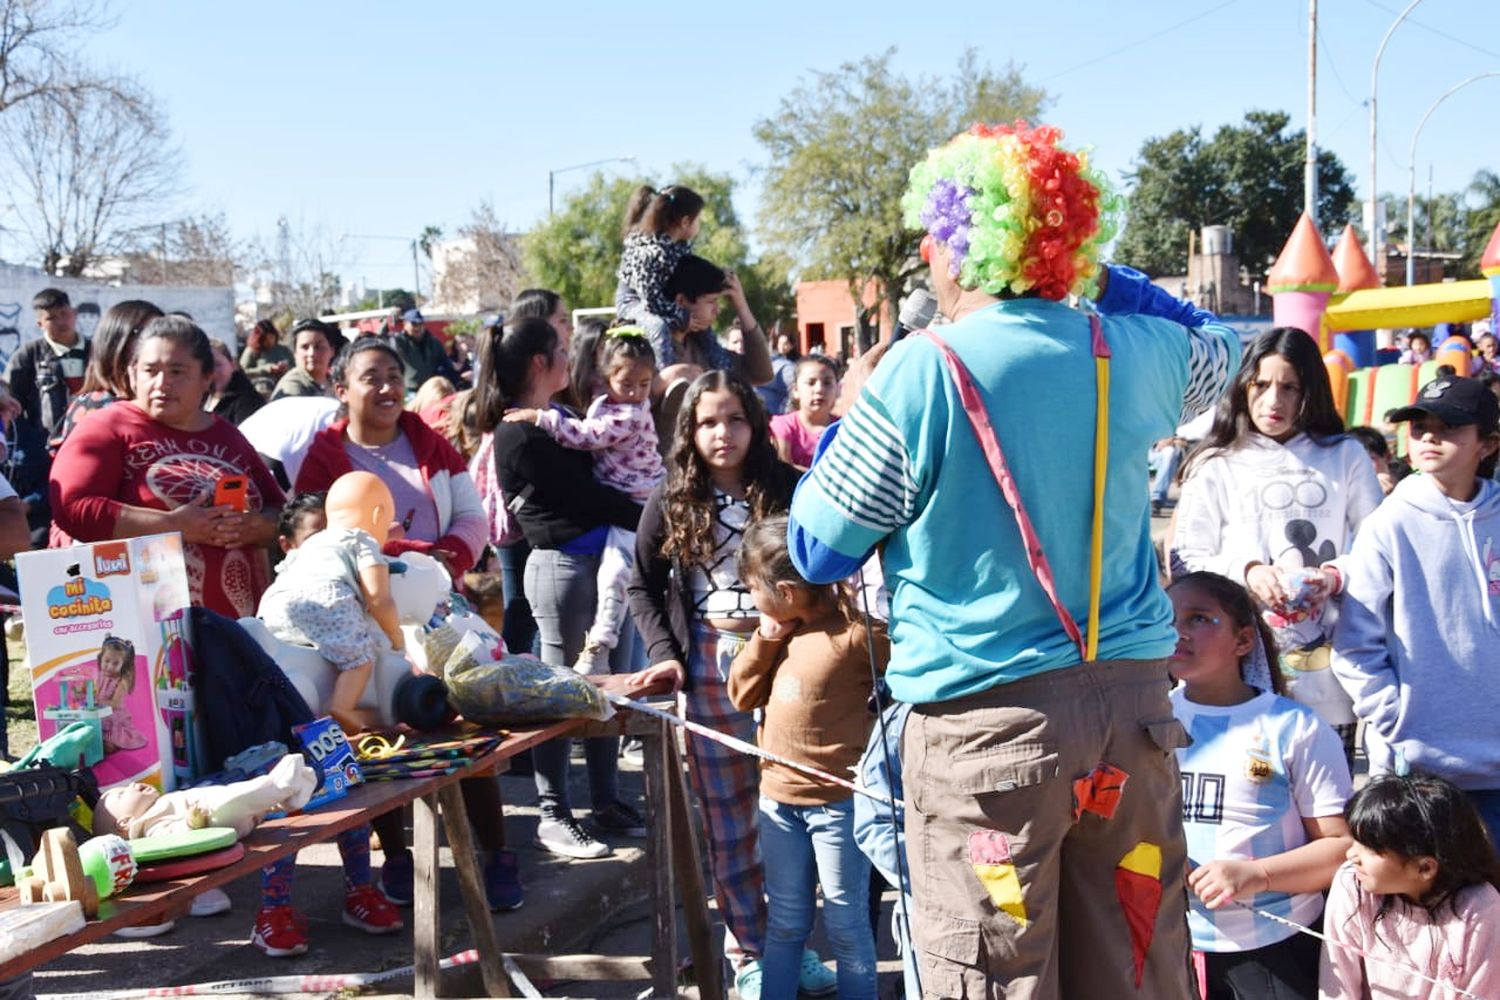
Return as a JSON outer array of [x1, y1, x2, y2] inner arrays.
[[1171, 431, 1385, 720]]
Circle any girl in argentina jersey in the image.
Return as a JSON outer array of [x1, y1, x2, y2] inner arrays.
[[1169, 571, 1353, 999]]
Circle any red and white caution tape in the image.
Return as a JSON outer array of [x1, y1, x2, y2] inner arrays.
[[608, 693, 903, 808], [37, 948, 480, 998]]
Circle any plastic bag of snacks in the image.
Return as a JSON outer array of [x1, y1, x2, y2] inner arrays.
[[420, 622, 464, 678], [444, 633, 612, 724]]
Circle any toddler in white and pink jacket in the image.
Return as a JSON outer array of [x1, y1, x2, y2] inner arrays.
[[504, 328, 663, 673]]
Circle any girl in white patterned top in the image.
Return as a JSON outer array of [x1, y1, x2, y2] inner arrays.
[[624, 372, 831, 996]]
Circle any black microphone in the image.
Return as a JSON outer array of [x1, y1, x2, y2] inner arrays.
[[892, 288, 938, 342]]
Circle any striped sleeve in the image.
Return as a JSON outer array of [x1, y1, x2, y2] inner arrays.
[[1179, 321, 1239, 424], [1093, 264, 1240, 425], [796, 391, 918, 538]]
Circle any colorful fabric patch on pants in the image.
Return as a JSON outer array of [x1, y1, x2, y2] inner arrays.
[[968, 830, 1027, 926], [1073, 761, 1130, 821], [1116, 841, 1164, 988]]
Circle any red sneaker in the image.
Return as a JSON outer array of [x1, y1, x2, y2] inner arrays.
[[343, 884, 403, 934], [251, 905, 308, 957]]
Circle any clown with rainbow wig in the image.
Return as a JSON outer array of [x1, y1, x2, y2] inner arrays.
[[788, 121, 1243, 997]]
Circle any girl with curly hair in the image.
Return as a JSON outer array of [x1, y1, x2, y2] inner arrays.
[[625, 370, 819, 998]]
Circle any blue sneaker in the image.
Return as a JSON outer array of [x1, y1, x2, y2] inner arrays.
[[799, 949, 837, 997], [380, 851, 413, 906], [733, 959, 762, 1000], [484, 849, 524, 912]]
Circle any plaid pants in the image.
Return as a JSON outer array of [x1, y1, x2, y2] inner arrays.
[[681, 624, 765, 966]]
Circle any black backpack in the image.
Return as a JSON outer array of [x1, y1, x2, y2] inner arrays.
[[188, 607, 317, 774]]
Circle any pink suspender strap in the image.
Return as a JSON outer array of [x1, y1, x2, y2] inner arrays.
[[918, 313, 1109, 662]]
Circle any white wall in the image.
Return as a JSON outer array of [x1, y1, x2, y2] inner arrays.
[[0, 264, 236, 371]]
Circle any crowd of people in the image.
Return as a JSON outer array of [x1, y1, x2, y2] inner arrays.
[[1, 120, 1498, 1000]]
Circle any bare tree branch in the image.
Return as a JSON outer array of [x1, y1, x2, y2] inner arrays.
[[1, 78, 183, 275], [0, 0, 120, 114], [431, 201, 527, 313], [117, 212, 246, 286], [246, 215, 344, 319]]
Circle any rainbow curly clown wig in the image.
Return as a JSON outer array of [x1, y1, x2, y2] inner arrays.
[[902, 121, 1122, 302]]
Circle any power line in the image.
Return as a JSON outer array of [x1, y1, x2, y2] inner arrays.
[[1316, 21, 1363, 108], [1360, 0, 1500, 61], [1045, 0, 1239, 81]]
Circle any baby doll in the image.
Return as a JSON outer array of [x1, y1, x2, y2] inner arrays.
[[92, 752, 317, 840], [258, 472, 404, 734], [95, 635, 146, 753]]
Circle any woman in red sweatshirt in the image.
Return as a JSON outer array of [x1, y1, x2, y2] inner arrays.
[[50, 315, 283, 617]]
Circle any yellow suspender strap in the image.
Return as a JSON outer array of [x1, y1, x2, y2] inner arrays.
[[1086, 313, 1111, 662]]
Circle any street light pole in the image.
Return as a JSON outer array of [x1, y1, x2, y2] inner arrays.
[[1368, 0, 1424, 264], [547, 156, 636, 216], [1305, 0, 1318, 222], [1406, 71, 1500, 286]]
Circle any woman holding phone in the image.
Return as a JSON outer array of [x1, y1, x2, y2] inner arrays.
[[51, 315, 284, 617]]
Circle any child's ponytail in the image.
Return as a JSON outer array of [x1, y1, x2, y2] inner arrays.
[[738, 514, 857, 623], [623, 184, 705, 239]]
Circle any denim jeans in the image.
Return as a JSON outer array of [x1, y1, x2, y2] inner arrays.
[[1149, 442, 1183, 504], [524, 547, 639, 818], [758, 796, 876, 1000]]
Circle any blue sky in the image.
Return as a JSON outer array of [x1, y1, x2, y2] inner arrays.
[[76, 0, 1500, 293]]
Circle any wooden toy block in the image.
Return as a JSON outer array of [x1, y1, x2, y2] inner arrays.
[[17, 827, 100, 918]]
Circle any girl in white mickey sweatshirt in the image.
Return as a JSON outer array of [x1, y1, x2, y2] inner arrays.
[[1173, 328, 1382, 759]]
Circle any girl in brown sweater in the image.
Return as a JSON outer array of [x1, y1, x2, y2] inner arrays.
[[728, 514, 888, 1000]]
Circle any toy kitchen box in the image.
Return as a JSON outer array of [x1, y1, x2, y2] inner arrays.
[[18, 533, 203, 793]]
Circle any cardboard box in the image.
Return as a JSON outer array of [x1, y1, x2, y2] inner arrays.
[[19, 533, 202, 792]]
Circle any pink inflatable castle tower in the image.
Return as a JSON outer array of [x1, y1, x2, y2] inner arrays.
[[1266, 212, 1340, 350]]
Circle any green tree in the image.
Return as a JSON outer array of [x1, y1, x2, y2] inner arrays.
[[353, 288, 415, 312], [753, 48, 1047, 341], [1463, 169, 1500, 278], [523, 163, 783, 324], [1381, 191, 1466, 251], [1115, 110, 1356, 278], [739, 250, 797, 330], [417, 224, 443, 259]]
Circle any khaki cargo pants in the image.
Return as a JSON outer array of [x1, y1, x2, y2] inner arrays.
[[903, 659, 1194, 999]]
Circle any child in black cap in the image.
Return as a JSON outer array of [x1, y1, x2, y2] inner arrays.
[[1332, 375, 1500, 842]]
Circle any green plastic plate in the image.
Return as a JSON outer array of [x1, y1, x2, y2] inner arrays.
[[130, 826, 238, 864]]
